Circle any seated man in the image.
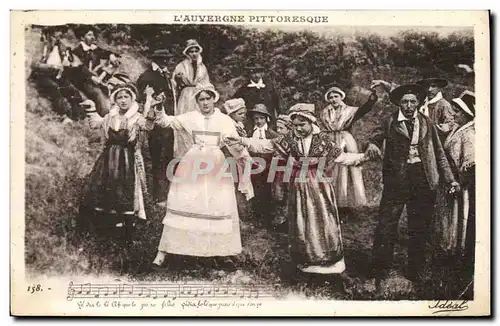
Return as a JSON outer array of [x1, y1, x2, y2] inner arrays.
[[66, 25, 120, 116], [30, 25, 85, 122]]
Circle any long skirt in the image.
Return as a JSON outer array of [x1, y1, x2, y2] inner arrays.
[[432, 182, 474, 258], [330, 130, 368, 208], [81, 132, 147, 224], [157, 145, 242, 257], [289, 169, 345, 274]]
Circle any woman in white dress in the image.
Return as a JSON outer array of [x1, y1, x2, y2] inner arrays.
[[317, 86, 377, 219], [171, 39, 211, 158], [150, 84, 254, 270]]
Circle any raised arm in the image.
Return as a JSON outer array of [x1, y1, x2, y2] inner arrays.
[[352, 89, 378, 122]]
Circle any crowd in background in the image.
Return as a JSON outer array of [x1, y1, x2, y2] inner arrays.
[[30, 25, 476, 296]]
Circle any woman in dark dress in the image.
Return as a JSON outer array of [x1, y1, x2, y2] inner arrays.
[[78, 83, 153, 242]]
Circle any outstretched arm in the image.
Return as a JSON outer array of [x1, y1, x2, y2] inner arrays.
[[352, 89, 378, 122], [240, 137, 276, 154]]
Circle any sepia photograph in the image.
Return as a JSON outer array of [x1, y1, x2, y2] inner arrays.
[[10, 10, 490, 316]]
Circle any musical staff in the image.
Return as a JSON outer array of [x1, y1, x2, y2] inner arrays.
[[66, 281, 276, 301]]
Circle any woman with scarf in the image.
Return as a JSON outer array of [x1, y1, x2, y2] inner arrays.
[[226, 103, 369, 285], [151, 84, 254, 270], [317, 86, 378, 219], [431, 90, 475, 298], [78, 83, 153, 243], [171, 39, 211, 159]]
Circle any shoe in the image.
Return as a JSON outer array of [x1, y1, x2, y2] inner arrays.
[[151, 251, 167, 271]]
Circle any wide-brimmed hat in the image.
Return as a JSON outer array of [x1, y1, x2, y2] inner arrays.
[[389, 84, 426, 105], [148, 49, 170, 61], [182, 39, 203, 56], [288, 103, 317, 123], [248, 103, 272, 119], [416, 77, 449, 89], [110, 82, 138, 103], [452, 90, 475, 118], [224, 98, 246, 115], [324, 86, 346, 101], [110, 73, 132, 84], [276, 114, 293, 129], [74, 25, 99, 38], [193, 83, 220, 103]]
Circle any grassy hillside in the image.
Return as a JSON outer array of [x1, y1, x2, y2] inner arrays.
[[24, 24, 474, 300]]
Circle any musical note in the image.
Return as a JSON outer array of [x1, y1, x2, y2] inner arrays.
[[66, 281, 75, 301], [120, 284, 134, 296], [95, 286, 109, 298], [146, 288, 157, 299], [164, 287, 178, 300], [181, 286, 192, 296], [65, 282, 274, 300], [82, 283, 91, 295]]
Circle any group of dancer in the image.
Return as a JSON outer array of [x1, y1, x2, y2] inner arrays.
[[31, 25, 476, 293]]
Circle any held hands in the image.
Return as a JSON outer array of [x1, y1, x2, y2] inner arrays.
[[365, 143, 382, 160], [449, 181, 461, 195], [436, 123, 451, 133], [91, 75, 103, 85], [223, 136, 243, 147], [354, 154, 371, 166]]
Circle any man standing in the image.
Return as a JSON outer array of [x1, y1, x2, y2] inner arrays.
[[365, 84, 459, 285], [233, 63, 280, 130], [371, 77, 454, 133], [416, 77, 454, 135], [136, 49, 175, 206]]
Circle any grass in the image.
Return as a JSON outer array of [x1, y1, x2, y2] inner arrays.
[[23, 26, 472, 301]]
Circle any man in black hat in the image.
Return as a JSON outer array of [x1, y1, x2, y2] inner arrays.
[[371, 77, 454, 134], [68, 25, 120, 116], [233, 63, 280, 130], [364, 83, 459, 286], [136, 49, 175, 206]]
